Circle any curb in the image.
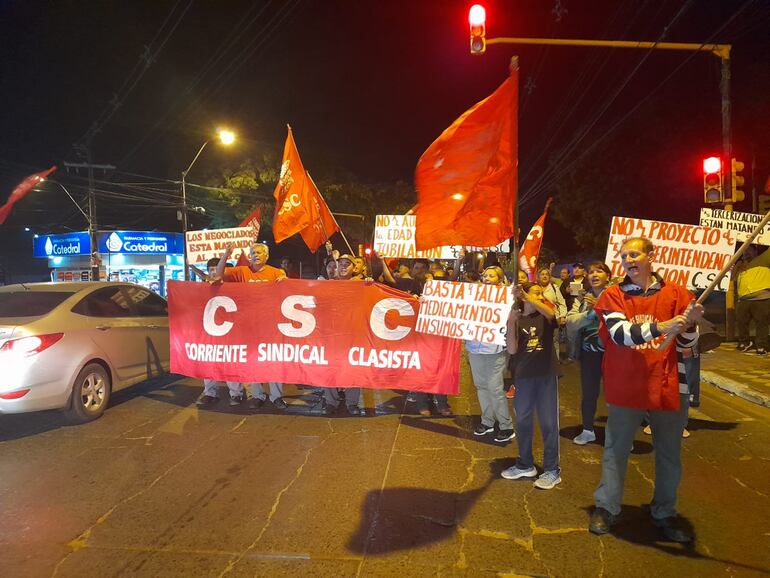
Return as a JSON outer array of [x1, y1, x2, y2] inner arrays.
[[701, 370, 770, 408]]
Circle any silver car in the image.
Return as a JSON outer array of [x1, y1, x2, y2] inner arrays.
[[0, 282, 170, 422]]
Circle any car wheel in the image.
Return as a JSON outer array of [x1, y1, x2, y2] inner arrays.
[[64, 363, 111, 423]]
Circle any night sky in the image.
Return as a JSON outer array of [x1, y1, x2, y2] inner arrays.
[[1, 0, 769, 268]]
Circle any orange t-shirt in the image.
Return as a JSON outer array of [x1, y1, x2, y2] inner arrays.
[[223, 265, 286, 283]]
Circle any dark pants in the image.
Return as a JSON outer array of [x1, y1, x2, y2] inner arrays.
[[513, 375, 560, 473], [579, 350, 604, 432], [736, 298, 770, 349], [684, 353, 700, 407], [413, 392, 449, 411]]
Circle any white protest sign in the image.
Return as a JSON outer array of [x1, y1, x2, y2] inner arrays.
[[699, 208, 770, 246], [374, 215, 510, 259], [186, 227, 255, 264], [605, 216, 736, 291], [416, 279, 514, 346]]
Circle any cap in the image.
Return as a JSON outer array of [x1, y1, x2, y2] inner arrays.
[[337, 254, 356, 264], [572, 262, 585, 268]]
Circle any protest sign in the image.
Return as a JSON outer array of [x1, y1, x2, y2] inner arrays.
[[374, 215, 509, 259], [185, 227, 255, 265], [168, 280, 460, 394], [416, 279, 514, 346], [699, 208, 770, 246], [605, 216, 736, 291]]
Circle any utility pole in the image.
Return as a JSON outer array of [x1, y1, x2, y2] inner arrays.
[[63, 154, 116, 282]]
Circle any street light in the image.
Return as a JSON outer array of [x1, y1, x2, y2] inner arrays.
[[180, 128, 236, 279]]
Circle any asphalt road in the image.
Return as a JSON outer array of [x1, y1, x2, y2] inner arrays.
[[1, 357, 768, 578]]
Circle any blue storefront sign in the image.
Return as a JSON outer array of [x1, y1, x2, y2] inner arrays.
[[33, 231, 90, 258], [98, 231, 184, 255]]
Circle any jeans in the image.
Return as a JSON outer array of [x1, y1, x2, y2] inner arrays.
[[252, 382, 283, 402], [736, 298, 769, 349], [579, 350, 604, 431], [513, 375, 560, 473], [468, 351, 513, 430], [594, 393, 690, 519], [203, 380, 244, 398]]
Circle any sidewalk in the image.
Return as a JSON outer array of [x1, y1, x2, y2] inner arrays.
[[700, 343, 770, 408]]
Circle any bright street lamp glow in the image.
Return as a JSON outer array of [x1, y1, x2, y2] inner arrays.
[[217, 129, 236, 145], [469, 4, 486, 26], [452, 193, 464, 200]]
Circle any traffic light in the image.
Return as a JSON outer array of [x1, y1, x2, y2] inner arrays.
[[469, 4, 486, 55], [730, 158, 746, 203], [703, 156, 723, 204]]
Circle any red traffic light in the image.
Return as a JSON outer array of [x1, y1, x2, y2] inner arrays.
[[364, 247, 372, 257], [469, 4, 486, 55], [703, 157, 721, 174]]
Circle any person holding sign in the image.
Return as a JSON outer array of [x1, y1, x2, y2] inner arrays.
[[565, 262, 612, 445], [735, 244, 770, 356], [589, 237, 702, 543], [501, 282, 560, 489], [466, 266, 514, 443]]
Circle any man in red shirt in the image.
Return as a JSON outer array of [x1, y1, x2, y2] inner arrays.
[[214, 242, 288, 410], [588, 237, 703, 543]]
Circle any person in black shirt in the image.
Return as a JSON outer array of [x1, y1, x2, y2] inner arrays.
[[501, 283, 562, 490]]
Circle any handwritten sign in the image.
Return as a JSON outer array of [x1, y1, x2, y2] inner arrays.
[[186, 227, 255, 265], [699, 208, 770, 246], [605, 216, 736, 291], [416, 279, 514, 346], [374, 215, 509, 259]]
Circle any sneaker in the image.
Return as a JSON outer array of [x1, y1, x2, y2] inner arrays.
[[682, 428, 690, 439], [506, 387, 515, 399], [737, 341, 754, 352], [757, 347, 767, 356], [229, 395, 243, 406], [643, 424, 652, 435], [501, 465, 538, 480], [652, 516, 693, 543], [573, 429, 597, 445], [196, 394, 218, 406], [494, 429, 515, 443], [406, 392, 418, 403], [589, 507, 615, 535], [273, 397, 288, 410], [473, 424, 494, 436], [249, 397, 265, 410], [534, 470, 561, 490]]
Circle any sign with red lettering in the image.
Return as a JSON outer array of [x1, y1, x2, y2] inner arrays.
[[605, 216, 736, 291], [374, 215, 509, 259], [416, 280, 513, 345], [168, 280, 461, 394], [185, 227, 255, 265]]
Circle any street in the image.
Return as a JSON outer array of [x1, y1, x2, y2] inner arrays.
[[1, 357, 768, 578]]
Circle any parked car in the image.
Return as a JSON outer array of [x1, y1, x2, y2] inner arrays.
[[0, 282, 170, 422]]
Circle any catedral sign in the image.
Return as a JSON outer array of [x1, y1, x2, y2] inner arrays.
[[605, 216, 736, 291], [699, 208, 770, 246], [374, 215, 510, 259], [168, 280, 461, 394], [416, 280, 513, 346], [185, 227, 255, 265]]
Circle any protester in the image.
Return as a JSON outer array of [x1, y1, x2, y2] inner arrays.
[[214, 242, 289, 411], [735, 244, 770, 355], [565, 261, 611, 445], [517, 269, 530, 285], [280, 257, 299, 278], [319, 255, 338, 280], [560, 262, 592, 311], [588, 237, 702, 543], [321, 254, 363, 415], [537, 266, 567, 348], [501, 282, 561, 489], [465, 266, 514, 441], [195, 257, 248, 406], [558, 267, 571, 287]]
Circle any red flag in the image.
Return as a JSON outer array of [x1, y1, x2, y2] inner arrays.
[[239, 205, 261, 239], [414, 72, 517, 251], [519, 198, 552, 281], [272, 127, 316, 243], [235, 251, 250, 268], [0, 166, 57, 225], [299, 174, 340, 252]]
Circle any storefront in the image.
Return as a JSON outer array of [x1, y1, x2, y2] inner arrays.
[[33, 230, 184, 296]]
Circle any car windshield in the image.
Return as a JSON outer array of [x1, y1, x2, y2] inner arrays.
[[0, 291, 75, 317]]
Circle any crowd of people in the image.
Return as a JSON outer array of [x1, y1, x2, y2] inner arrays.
[[191, 236, 770, 543]]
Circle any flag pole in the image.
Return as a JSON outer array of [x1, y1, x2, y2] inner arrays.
[[510, 56, 520, 284], [306, 171, 354, 255]]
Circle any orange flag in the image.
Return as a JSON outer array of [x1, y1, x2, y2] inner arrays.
[[299, 174, 340, 253], [272, 126, 315, 243], [414, 71, 517, 251]]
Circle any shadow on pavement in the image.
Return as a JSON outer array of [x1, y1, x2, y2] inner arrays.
[[400, 415, 512, 446], [587, 505, 770, 573], [559, 425, 654, 455], [348, 463, 502, 555], [685, 417, 739, 432]]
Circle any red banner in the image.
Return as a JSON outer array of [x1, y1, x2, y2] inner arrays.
[[168, 280, 461, 394]]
